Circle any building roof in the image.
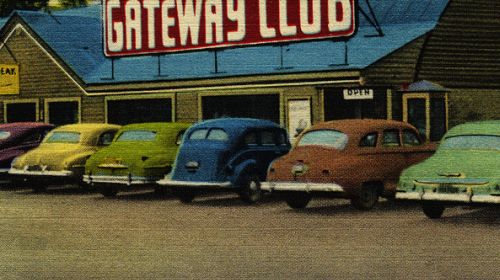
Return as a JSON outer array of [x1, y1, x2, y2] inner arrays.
[[1, 1, 450, 85]]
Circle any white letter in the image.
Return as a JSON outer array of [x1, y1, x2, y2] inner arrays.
[[106, 0, 123, 52], [328, 0, 352, 32], [177, 0, 203, 46], [227, 0, 246, 42], [205, 0, 223, 44], [125, 0, 142, 50], [144, 0, 160, 49], [161, 0, 176, 47], [259, 0, 276, 38], [300, 0, 321, 35], [279, 0, 296, 36]]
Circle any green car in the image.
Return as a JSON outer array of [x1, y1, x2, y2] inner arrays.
[[397, 120, 500, 218], [83, 122, 191, 197]]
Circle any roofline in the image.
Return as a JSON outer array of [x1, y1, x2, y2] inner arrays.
[[0, 17, 88, 94]]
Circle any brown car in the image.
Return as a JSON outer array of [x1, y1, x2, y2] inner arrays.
[[261, 119, 435, 210]]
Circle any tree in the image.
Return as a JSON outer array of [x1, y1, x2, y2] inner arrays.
[[0, 0, 49, 17], [0, 0, 89, 17]]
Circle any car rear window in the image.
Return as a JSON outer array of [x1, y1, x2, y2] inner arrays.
[[117, 130, 156, 142], [440, 135, 500, 151], [0, 130, 11, 140], [45, 132, 80, 143], [189, 128, 228, 141], [297, 130, 348, 150]]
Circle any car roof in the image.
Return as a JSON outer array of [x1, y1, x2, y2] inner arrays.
[[307, 119, 416, 136], [190, 118, 282, 134], [0, 122, 54, 130], [119, 122, 191, 132], [445, 120, 500, 138], [53, 123, 121, 133]]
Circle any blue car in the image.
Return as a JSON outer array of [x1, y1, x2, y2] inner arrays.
[[157, 118, 291, 203]]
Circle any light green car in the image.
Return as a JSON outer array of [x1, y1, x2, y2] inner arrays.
[[83, 122, 191, 197], [396, 120, 500, 218]]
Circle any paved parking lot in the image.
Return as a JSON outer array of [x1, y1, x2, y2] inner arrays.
[[0, 185, 498, 279]]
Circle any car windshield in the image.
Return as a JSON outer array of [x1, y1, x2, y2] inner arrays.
[[188, 128, 228, 141], [0, 130, 11, 140], [45, 132, 80, 143], [297, 130, 348, 150], [116, 130, 157, 142], [440, 135, 500, 151]]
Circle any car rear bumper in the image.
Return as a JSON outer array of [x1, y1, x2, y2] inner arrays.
[[396, 191, 500, 204], [157, 178, 232, 189], [83, 175, 158, 186], [9, 168, 73, 177], [261, 181, 344, 193]]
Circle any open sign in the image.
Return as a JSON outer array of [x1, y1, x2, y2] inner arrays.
[[103, 0, 356, 57]]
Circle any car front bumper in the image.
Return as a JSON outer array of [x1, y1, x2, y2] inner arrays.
[[396, 191, 500, 204], [9, 168, 73, 177], [261, 181, 345, 193]]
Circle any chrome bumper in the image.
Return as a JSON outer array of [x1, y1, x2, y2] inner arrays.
[[8, 168, 73, 177], [83, 175, 157, 186], [156, 178, 232, 188], [261, 181, 344, 193], [396, 191, 500, 204]]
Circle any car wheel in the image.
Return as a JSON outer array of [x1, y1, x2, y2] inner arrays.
[[101, 187, 118, 198], [239, 173, 262, 204], [351, 184, 379, 210], [285, 192, 311, 209], [422, 202, 445, 219], [176, 191, 195, 203]]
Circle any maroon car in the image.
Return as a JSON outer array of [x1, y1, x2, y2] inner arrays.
[[261, 119, 436, 210], [0, 122, 54, 182]]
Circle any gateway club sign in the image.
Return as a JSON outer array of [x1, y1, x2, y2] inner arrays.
[[103, 0, 356, 57]]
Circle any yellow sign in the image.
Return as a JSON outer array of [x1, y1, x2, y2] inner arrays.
[[0, 64, 19, 95]]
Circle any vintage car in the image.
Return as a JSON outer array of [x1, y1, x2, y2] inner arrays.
[[83, 122, 191, 197], [396, 120, 500, 219], [157, 118, 291, 203], [9, 123, 120, 191], [261, 119, 436, 210], [0, 122, 54, 183]]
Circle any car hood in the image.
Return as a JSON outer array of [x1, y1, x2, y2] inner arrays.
[[14, 143, 95, 170], [401, 149, 499, 183]]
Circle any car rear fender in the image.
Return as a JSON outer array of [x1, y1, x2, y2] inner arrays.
[[231, 160, 258, 185]]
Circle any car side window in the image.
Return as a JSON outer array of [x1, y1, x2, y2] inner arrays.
[[359, 132, 378, 147], [402, 129, 422, 146], [243, 131, 258, 147], [277, 130, 288, 146], [261, 130, 276, 146], [20, 131, 43, 145], [98, 131, 116, 146], [382, 129, 401, 147]]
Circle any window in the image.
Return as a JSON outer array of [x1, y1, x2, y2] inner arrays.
[[189, 129, 208, 140], [107, 98, 172, 125], [98, 131, 116, 146], [207, 129, 228, 141], [243, 132, 258, 146], [117, 130, 156, 142], [359, 132, 378, 147], [297, 130, 348, 150], [403, 130, 421, 146], [47, 101, 79, 126], [6, 103, 37, 122], [45, 132, 80, 143], [403, 93, 448, 142], [0, 131, 11, 140], [277, 130, 288, 146], [261, 130, 276, 146], [382, 130, 400, 147], [440, 135, 500, 151]]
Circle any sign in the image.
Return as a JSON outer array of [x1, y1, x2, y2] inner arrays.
[[287, 99, 311, 141], [0, 64, 19, 95], [343, 88, 373, 100], [103, 0, 356, 57]]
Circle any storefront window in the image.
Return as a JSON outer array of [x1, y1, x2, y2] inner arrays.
[[323, 88, 387, 121], [48, 101, 79, 126], [6, 103, 37, 122], [107, 98, 172, 125]]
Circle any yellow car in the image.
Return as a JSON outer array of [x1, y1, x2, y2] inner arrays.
[[9, 123, 120, 192]]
